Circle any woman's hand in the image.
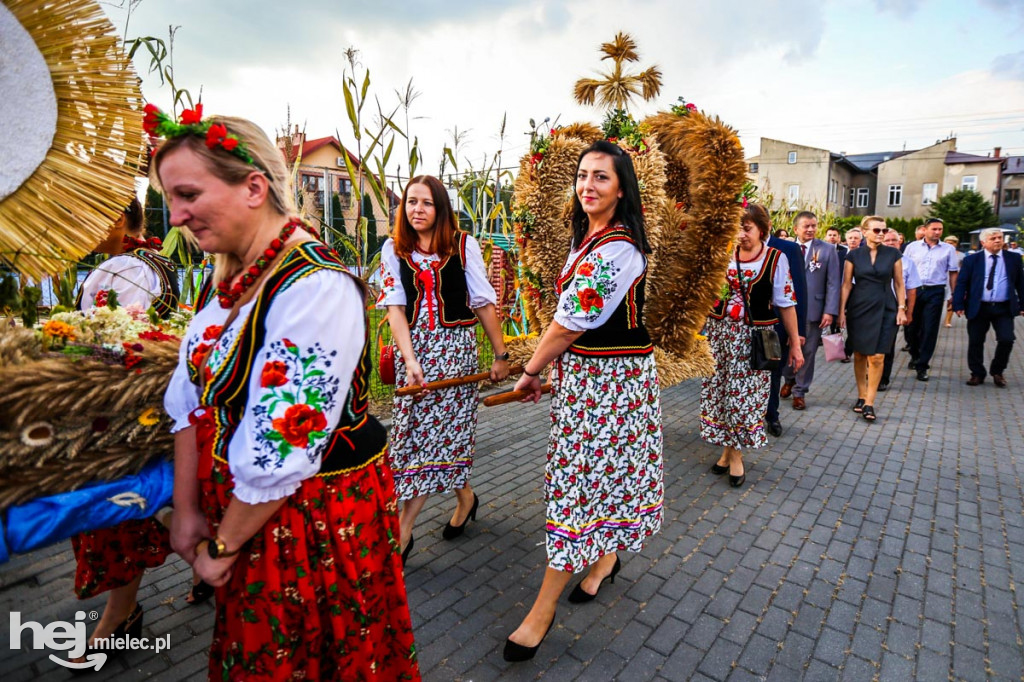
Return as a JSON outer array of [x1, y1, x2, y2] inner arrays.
[[490, 358, 509, 382], [404, 357, 426, 389], [170, 507, 209, 565], [896, 309, 908, 326], [837, 313, 846, 330], [788, 343, 804, 373], [192, 550, 238, 587], [514, 373, 543, 403]]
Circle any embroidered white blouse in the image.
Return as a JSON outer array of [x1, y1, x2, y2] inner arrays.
[[724, 245, 797, 316], [374, 236, 496, 311], [79, 254, 162, 312], [164, 269, 365, 504], [554, 238, 647, 332]]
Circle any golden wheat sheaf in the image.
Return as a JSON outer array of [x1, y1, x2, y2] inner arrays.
[[509, 111, 744, 385]]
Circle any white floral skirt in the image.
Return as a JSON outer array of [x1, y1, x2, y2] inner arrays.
[[699, 316, 769, 450], [545, 352, 663, 573], [388, 323, 479, 501]]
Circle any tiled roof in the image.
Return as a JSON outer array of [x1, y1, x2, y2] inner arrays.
[[945, 151, 1002, 165], [1002, 156, 1024, 175], [842, 151, 906, 171]]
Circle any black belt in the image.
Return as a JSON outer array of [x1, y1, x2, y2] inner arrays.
[[981, 300, 1008, 305], [920, 285, 946, 290]]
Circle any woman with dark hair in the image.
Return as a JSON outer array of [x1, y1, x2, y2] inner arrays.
[[838, 216, 906, 422], [700, 204, 802, 486], [155, 107, 419, 680], [504, 140, 663, 661], [77, 197, 180, 316], [376, 174, 509, 564], [67, 196, 182, 667]]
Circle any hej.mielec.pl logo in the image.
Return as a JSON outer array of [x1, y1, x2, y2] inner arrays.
[[9, 610, 170, 672]]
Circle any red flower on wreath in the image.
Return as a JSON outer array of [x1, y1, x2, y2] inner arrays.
[[577, 262, 594, 277], [179, 103, 204, 125], [205, 123, 230, 150], [578, 287, 603, 312], [142, 103, 161, 135], [261, 360, 289, 388], [272, 404, 327, 448], [94, 289, 109, 308]]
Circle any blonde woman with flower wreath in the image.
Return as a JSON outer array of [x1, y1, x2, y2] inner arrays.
[[154, 105, 419, 680]]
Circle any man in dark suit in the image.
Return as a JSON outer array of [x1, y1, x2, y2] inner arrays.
[[764, 225, 807, 437], [824, 227, 848, 266], [782, 212, 840, 410], [952, 228, 1024, 387]]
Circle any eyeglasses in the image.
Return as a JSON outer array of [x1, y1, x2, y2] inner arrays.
[[869, 227, 888, 234]]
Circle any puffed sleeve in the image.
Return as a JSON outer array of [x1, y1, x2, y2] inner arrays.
[[553, 239, 646, 331], [80, 255, 162, 312], [229, 270, 365, 504], [772, 253, 797, 308], [164, 328, 201, 433], [463, 235, 498, 309], [374, 239, 405, 307]]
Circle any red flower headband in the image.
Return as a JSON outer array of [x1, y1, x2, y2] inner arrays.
[[143, 103, 257, 166]]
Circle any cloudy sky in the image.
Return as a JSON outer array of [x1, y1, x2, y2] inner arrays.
[[105, 0, 1024, 178]]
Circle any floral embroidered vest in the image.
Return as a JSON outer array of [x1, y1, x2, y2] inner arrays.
[[74, 248, 180, 319], [556, 228, 653, 358], [193, 242, 387, 475], [708, 247, 781, 327], [397, 231, 476, 328]]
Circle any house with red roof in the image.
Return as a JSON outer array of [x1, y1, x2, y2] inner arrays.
[[276, 127, 397, 243]]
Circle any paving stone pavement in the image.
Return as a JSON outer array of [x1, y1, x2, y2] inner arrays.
[[3, 317, 1024, 681]]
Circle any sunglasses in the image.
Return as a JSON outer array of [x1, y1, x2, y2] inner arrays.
[[869, 227, 888, 234]]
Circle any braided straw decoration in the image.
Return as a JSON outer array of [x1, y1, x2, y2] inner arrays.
[[508, 110, 745, 385], [0, 335, 179, 511]]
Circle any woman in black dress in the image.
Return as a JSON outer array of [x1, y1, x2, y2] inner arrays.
[[838, 216, 907, 422]]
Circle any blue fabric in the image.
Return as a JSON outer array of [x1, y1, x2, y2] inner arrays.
[[0, 521, 8, 564], [1, 459, 173, 562]]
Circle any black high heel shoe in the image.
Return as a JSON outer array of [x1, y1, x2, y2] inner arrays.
[[729, 464, 748, 488], [567, 556, 621, 603], [503, 611, 556, 662], [401, 534, 414, 566], [442, 493, 479, 540], [70, 604, 143, 674]]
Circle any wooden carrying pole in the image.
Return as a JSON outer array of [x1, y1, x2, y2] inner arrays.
[[394, 366, 524, 397], [482, 383, 552, 407]]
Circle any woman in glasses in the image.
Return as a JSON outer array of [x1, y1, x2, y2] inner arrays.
[[838, 216, 907, 422]]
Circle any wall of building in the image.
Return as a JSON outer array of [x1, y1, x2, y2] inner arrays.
[[754, 139, 831, 211], [943, 161, 1002, 213], [293, 146, 391, 237], [1000, 173, 1024, 224], [875, 140, 955, 219]]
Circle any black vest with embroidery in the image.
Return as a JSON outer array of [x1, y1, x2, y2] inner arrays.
[[709, 247, 781, 327], [195, 242, 386, 475], [556, 229, 653, 358], [397, 232, 477, 328], [75, 249, 180, 319]]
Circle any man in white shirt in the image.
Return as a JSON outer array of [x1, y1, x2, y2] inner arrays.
[[902, 218, 959, 381]]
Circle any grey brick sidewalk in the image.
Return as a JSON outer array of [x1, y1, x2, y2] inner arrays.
[[3, 318, 1024, 680]]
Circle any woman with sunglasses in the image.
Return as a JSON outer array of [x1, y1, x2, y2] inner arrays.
[[838, 216, 907, 421]]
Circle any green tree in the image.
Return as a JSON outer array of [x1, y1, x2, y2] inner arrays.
[[928, 189, 999, 242]]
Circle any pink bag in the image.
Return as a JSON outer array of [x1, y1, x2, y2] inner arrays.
[[821, 333, 846, 362]]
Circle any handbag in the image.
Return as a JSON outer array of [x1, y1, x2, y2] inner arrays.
[[821, 332, 846, 362], [377, 317, 396, 385], [734, 247, 782, 371], [749, 327, 782, 371]]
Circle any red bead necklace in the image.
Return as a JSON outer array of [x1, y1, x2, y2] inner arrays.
[[216, 219, 300, 308]]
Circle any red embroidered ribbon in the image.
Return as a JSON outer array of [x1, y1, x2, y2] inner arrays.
[[189, 407, 217, 481]]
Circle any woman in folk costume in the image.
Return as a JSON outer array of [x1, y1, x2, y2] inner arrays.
[[505, 140, 664, 662], [68, 197, 181, 664], [154, 106, 419, 681], [376, 175, 509, 564], [699, 203, 803, 486]]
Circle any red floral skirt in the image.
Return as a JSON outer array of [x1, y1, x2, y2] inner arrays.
[[199, 456, 420, 682], [71, 519, 172, 599]]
